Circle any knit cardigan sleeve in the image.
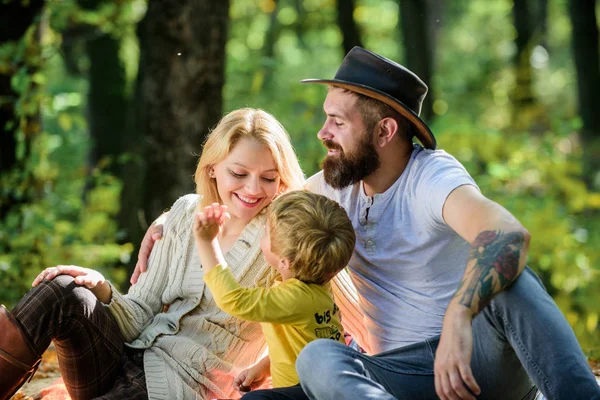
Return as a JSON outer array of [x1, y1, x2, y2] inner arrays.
[[107, 195, 192, 342]]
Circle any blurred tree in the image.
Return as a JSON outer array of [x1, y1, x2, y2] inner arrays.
[[133, 0, 229, 248], [567, 0, 600, 188], [397, 0, 443, 122], [292, 0, 308, 50], [337, 0, 364, 55], [263, 0, 280, 88], [77, 0, 139, 275], [512, 0, 535, 110], [538, 0, 548, 48], [0, 0, 44, 218], [510, 0, 550, 130], [80, 0, 129, 178]]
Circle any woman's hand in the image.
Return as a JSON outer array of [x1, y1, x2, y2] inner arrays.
[[32, 265, 112, 304]]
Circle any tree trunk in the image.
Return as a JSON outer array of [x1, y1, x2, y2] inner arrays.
[[567, 0, 600, 188], [263, 1, 280, 89], [118, 20, 147, 276], [538, 0, 549, 49], [136, 0, 229, 234], [0, 0, 44, 218], [293, 0, 307, 50], [85, 30, 129, 175], [512, 0, 535, 108], [511, 0, 553, 131], [336, 0, 363, 55], [398, 0, 443, 122]]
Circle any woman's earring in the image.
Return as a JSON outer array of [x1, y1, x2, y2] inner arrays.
[[209, 169, 215, 178]]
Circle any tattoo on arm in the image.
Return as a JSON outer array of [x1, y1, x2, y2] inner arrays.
[[458, 230, 525, 313]]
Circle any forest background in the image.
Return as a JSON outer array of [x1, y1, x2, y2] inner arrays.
[[1, 0, 599, 358]]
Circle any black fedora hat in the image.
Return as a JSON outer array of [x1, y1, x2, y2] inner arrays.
[[301, 46, 436, 150]]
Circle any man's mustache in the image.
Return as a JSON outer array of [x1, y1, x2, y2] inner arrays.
[[322, 140, 342, 152]]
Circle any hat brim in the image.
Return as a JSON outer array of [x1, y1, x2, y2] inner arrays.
[[301, 78, 436, 150]]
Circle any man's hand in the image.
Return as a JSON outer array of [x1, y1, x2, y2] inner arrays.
[[193, 204, 229, 242], [130, 214, 167, 285], [233, 357, 271, 394], [434, 304, 481, 400], [32, 265, 112, 303]]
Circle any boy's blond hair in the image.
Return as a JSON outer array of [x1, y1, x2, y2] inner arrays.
[[268, 190, 355, 285]]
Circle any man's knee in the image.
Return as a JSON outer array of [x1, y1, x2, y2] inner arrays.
[[297, 339, 346, 382], [490, 267, 547, 308], [297, 339, 332, 370]]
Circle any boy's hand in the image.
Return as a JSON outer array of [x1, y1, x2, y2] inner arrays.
[[193, 203, 230, 242], [233, 364, 269, 393]]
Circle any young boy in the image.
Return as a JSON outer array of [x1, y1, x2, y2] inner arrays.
[[193, 190, 356, 397]]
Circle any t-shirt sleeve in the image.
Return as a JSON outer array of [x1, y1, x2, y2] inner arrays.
[[305, 171, 327, 195], [412, 151, 478, 230], [107, 194, 196, 342], [205, 265, 311, 324]]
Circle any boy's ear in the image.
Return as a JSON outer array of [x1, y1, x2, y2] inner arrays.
[[279, 257, 291, 271]]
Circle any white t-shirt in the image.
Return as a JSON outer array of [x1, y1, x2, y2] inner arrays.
[[307, 144, 478, 353]]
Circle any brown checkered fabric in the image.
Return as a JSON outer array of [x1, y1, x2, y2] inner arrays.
[[11, 275, 148, 399]]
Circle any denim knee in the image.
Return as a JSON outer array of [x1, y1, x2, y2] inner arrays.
[[297, 339, 346, 386], [488, 267, 547, 314]]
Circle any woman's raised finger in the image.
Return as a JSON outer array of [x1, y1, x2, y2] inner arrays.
[[32, 266, 60, 287], [31, 269, 49, 287]]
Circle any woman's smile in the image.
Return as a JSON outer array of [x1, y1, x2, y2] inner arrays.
[[235, 193, 262, 206]]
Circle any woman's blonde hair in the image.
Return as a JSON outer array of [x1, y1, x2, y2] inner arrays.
[[268, 190, 356, 285], [195, 108, 305, 208]]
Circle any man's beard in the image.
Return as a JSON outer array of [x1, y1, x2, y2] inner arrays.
[[322, 131, 380, 189]]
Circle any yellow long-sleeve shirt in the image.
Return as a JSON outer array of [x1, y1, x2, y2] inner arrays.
[[204, 264, 345, 388]]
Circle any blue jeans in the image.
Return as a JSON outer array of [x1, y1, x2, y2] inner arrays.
[[296, 268, 600, 400]]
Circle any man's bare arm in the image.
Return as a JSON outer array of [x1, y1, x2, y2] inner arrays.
[[130, 212, 168, 284], [434, 184, 530, 400], [455, 229, 528, 314], [444, 185, 530, 316]]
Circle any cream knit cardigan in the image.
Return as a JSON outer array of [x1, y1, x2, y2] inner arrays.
[[107, 194, 276, 400]]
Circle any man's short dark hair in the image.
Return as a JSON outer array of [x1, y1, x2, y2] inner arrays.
[[342, 88, 415, 142]]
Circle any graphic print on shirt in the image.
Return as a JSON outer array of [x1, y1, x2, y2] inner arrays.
[[314, 302, 341, 341]]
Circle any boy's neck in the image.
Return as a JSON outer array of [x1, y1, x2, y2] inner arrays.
[[279, 269, 295, 281]]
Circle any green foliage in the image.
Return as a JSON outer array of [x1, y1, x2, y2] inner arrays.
[[0, 0, 142, 308], [0, 171, 132, 305]]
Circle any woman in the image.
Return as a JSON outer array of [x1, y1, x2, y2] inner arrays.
[[0, 108, 305, 400]]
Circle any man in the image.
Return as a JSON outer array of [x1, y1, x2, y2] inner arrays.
[[133, 48, 599, 400], [295, 47, 599, 400]]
